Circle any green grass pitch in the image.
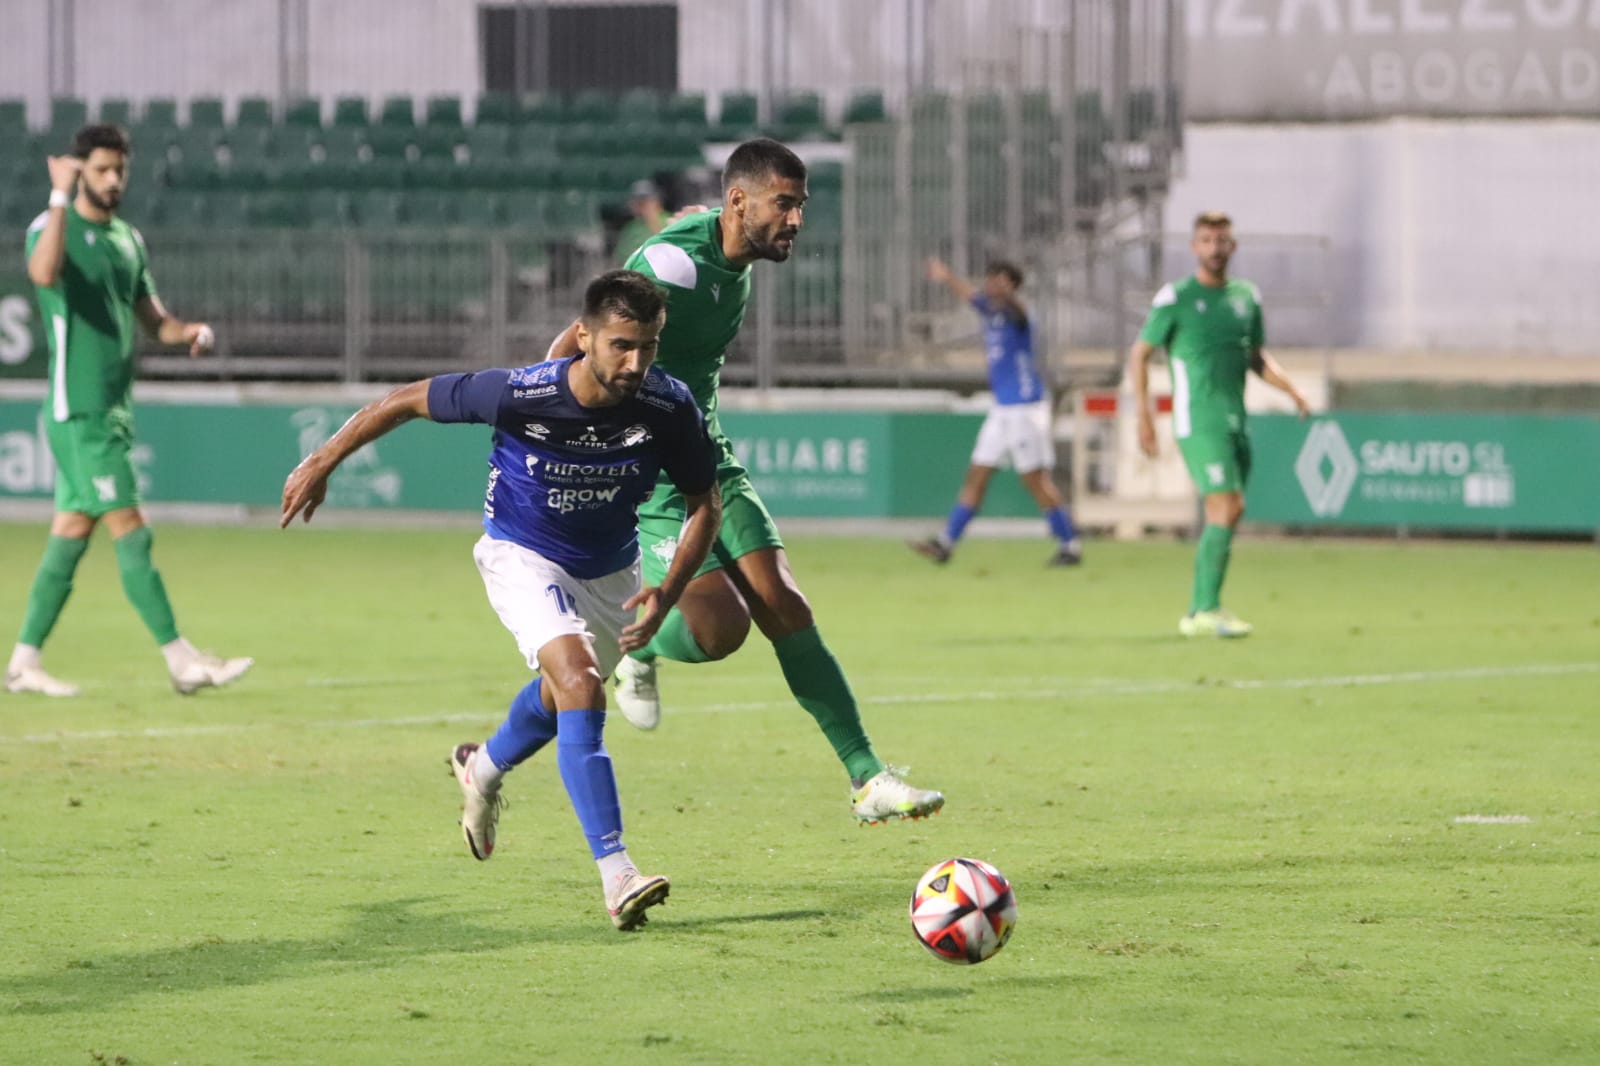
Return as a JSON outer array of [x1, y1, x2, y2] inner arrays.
[[2, 521, 1598, 1064]]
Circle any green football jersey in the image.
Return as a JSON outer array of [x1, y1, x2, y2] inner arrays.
[[1137, 275, 1264, 438], [624, 208, 750, 439], [25, 206, 157, 421]]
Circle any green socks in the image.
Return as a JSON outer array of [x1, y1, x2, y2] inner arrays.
[[114, 526, 180, 646], [638, 607, 712, 665], [773, 625, 883, 784], [1190, 523, 1235, 614], [17, 535, 90, 647]]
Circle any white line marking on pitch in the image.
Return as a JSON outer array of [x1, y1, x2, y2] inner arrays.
[[2, 661, 1595, 746], [1453, 814, 1533, 824]]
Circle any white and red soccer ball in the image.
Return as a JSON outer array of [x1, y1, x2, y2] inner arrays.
[[909, 857, 1017, 964]]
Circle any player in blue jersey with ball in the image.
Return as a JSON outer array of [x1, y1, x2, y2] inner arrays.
[[281, 271, 721, 931], [910, 257, 1083, 567]]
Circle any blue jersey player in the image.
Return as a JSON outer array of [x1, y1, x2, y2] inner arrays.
[[910, 257, 1083, 567], [281, 271, 721, 931]]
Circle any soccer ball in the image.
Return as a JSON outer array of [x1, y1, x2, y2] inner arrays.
[[909, 857, 1017, 964]]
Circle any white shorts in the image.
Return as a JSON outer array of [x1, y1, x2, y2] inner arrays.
[[472, 534, 641, 680], [970, 400, 1054, 473]]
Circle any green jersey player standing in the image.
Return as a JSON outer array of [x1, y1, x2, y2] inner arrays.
[[6, 124, 252, 697], [1129, 211, 1311, 638], [549, 139, 944, 825]]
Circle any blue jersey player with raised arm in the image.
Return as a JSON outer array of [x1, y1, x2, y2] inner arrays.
[[910, 256, 1083, 567], [281, 271, 721, 932]]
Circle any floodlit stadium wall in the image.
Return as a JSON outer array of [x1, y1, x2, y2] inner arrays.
[[0, 383, 1040, 521]]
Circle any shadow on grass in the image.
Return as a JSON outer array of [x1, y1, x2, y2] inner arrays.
[[661, 909, 828, 932], [0, 896, 619, 1018]]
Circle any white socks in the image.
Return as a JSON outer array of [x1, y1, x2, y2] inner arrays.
[[8, 643, 41, 673], [161, 637, 197, 671], [598, 849, 636, 888], [469, 744, 505, 793]]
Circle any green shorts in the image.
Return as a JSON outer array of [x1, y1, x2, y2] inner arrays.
[[1177, 431, 1252, 496], [637, 467, 785, 587], [46, 410, 142, 516]]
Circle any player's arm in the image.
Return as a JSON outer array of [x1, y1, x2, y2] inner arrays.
[[25, 156, 82, 287], [926, 256, 976, 304], [545, 319, 582, 361], [1250, 349, 1312, 417], [281, 379, 432, 526], [134, 294, 214, 357], [620, 481, 722, 652], [1128, 338, 1161, 458]]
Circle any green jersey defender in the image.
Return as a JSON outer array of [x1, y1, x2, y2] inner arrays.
[[551, 139, 944, 826], [7, 123, 251, 699], [1129, 211, 1311, 640]]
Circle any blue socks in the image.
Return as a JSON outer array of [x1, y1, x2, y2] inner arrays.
[[1046, 506, 1078, 545], [484, 678, 558, 771], [943, 503, 976, 545], [556, 709, 625, 859]]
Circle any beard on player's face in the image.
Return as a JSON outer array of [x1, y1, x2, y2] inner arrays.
[[83, 181, 121, 212], [741, 211, 796, 263]]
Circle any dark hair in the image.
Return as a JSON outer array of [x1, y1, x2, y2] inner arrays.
[[986, 260, 1024, 288], [1193, 210, 1232, 231], [722, 137, 807, 194], [582, 270, 666, 327], [72, 123, 131, 159]]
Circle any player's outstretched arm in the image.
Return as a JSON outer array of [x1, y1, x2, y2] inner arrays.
[[926, 256, 976, 305], [620, 483, 723, 652], [1250, 349, 1312, 418], [281, 379, 432, 527], [1128, 338, 1161, 457], [25, 156, 81, 287], [135, 295, 214, 357]]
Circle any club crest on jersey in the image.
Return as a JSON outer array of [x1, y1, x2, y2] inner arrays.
[[523, 422, 550, 439], [524, 455, 539, 476], [1229, 295, 1250, 318], [709, 283, 721, 303], [622, 424, 651, 447], [1195, 299, 1207, 313]]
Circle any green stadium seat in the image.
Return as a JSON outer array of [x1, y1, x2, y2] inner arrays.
[[425, 95, 463, 127], [554, 158, 605, 191], [465, 124, 511, 162], [50, 97, 89, 133], [247, 191, 308, 227], [283, 97, 322, 129], [514, 124, 560, 161], [503, 190, 550, 229], [365, 125, 412, 160], [0, 99, 27, 134], [520, 92, 564, 125], [99, 99, 135, 127], [352, 189, 403, 228], [404, 158, 460, 189], [173, 127, 221, 166], [547, 189, 599, 235], [201, 189, 250, 225], [188, 97, 225, 128], [910, 92, 951, 124], [305, 190, 350, 227], [663, 93, 707, 127], [269, 125, 318, 163], [844, 91, 887, 125], [149, 190, 210, 227], [474, 92, 518, 127], [567, 90, 617, 125], [303, 159, 364, 190], [774, 92, 826, 138], [457, 193, 502, 228], [142, 98, 179, 129], [404, 190, 456, 228], [379, 96, 416, 127], [222, 127, 272, 167], [714, 92, 757, 139], [236, 97, 274, 127], [618, 89, 661, 122], [333, 96, 369, 127], [316, 125, 367, 164], [415, 126, 460, 161], [1126, 89, 1158, 140]]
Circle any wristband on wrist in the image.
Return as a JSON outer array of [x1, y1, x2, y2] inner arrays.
[[48, 189, 69, 208]]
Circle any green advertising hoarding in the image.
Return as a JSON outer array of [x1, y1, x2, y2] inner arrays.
[[0, 280, 46, 380], [0, 395, 1039, 519], [1248, 413, 1600, 533]]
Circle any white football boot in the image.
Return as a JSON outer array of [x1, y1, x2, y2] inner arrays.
[[5, 664, 80, 697], [851, 767, 946, 825], [612, 656, 661, 730], [606, 868, 670, 930], [448, 742, 505, 861], [166, 639, 254, 695]]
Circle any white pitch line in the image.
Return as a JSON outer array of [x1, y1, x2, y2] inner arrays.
[[1453, 814, 1533, 824], [2, 661, 1595, 746]]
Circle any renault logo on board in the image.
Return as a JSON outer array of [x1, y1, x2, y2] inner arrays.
[[1294, 421, 1359, 517]]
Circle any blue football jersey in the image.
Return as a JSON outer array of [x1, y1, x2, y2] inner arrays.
[[970, 295, 1044, 405], [427, 358, 716, 578]]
